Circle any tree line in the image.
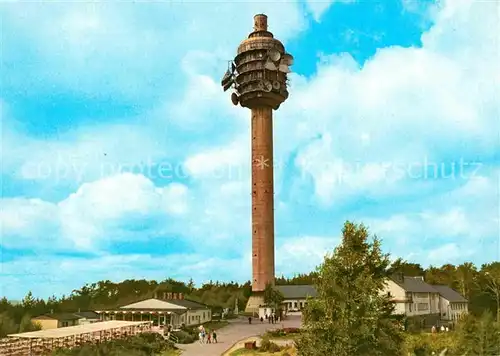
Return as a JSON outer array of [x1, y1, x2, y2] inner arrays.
[[1, 235, 499, 341]]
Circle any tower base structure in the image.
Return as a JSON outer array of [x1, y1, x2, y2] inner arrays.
[[244, 292, 265, 315]]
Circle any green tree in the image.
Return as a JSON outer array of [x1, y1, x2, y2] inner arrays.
[[0, 312, 18, 337], [456, 311, 500, 355], [18, 313, 41, 333], [455, 262, 477, 300], [482, 262, 500, 322], [187, 278, 195, 293], [263, 283, 284, 310], [296, 221, 404, 356], [21, 291, 36, 309], [388, 258, 424, 277]]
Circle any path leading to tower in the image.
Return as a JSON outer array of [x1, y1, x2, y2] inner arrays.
[[176, 315, 302, 356]]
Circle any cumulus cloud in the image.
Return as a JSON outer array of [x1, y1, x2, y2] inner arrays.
[[0, 1, 306, 98], [279, 0, 499, 206], [1, 174, 190, 250], [364, 172, 500, 265], [305, 0, 355, 22], [276, 236, 340, 275]]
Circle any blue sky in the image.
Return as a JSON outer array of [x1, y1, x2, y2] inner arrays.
[[1, 0, 499, 300]]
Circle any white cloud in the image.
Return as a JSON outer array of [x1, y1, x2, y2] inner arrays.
[[365, 171, 500, 265], [1, 1, 307, 97], [1, 235, 341, 299], [184, 135, 249, 179], [305, 0, 355, 22], [280, 0, 499, 206], [276, 236, 340, 275], [0, 198, 63, 251], [1, 173, 190, 250]]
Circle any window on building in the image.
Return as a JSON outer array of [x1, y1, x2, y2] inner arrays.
[[62, 321, 69, 327], [418, 303, 429, 311], [203, 312, 205, 319], [294, 302, 297, 308], [409, 304, 412, 312]]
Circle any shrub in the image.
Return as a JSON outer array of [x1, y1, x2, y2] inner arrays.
[[260, 337, 271, 351], [260, 336, 282, 353], [51, 332, 177, 355], [172, 330, 197, 344], [268, 342, 281, 352], [267, 329, 286, 337], [403, 332, 458, 356]]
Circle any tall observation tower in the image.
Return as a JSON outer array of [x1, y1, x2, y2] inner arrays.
[[221, 14, 293, 313]]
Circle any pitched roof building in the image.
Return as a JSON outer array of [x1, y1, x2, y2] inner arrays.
[[431, 285, 468, 321], [32, 312, 93, 330], [97, 293, 212, 328], [382, 274, 468, 325], [275, 285, 317, 312]]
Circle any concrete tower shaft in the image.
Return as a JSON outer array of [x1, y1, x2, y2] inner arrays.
[[251, 106, 275, 292], [220, 14, 293, 301]]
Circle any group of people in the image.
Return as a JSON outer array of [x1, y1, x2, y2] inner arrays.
[[262, 313, 280, 324], [198, 325, 217, 344], [248, 312, 281, 324], [431, 324, 450, 333]]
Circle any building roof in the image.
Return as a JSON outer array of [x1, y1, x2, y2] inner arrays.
[[431, 285, 468, 302], [32, 313, 81, 321], [8, 321, 148, 339], [390, 276, 438, 293], [275, 285, 317, 299], [167, 299, 209, 310], [73, 311, 100, 319], [119, 298, 209, 311]]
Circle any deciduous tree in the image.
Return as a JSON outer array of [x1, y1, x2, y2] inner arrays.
[[296, 221, 404, 356]]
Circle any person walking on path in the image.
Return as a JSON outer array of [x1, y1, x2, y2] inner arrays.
[[212, 330, 217, 343], [207, 330, 212, 344]]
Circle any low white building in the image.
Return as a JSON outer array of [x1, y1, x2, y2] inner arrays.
[[431, 285, 468, 322], [276, 285, 317, 312], [74, 311, 100, 325], [97, 294, 211, 328]]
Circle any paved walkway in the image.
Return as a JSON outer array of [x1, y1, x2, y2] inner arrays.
[[176, 315, 301, 356]]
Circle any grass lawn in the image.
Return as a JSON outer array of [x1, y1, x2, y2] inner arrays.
[[229, 346, 297, 356]]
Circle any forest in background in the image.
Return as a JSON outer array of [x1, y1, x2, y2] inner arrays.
[[1, 258, 499, 338]]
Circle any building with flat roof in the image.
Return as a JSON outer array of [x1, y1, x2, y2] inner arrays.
[[3, 321, 150, 356]]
